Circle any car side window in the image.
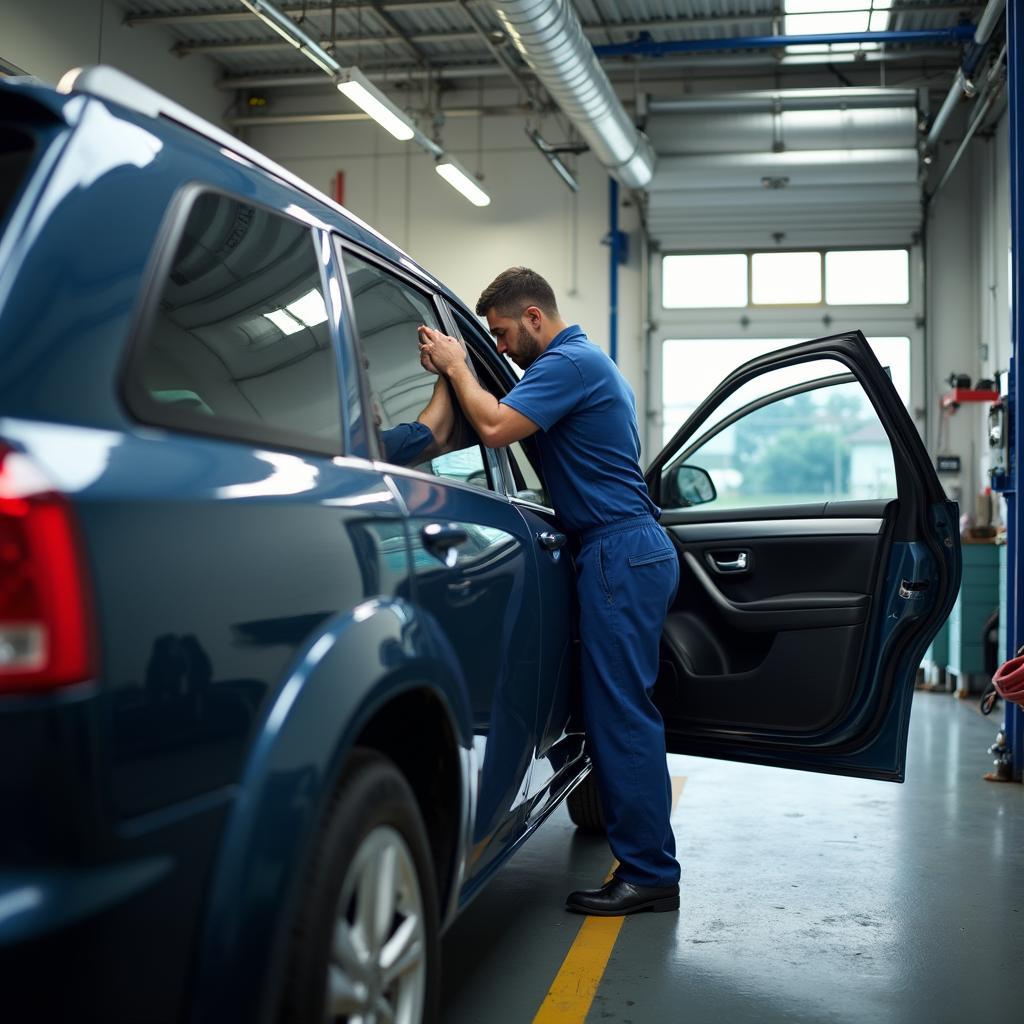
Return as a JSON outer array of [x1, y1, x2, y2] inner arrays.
[[342, 250, 492, 490], [127, 192, 343, 455], [662, 361, 898, 511], [448, 307, 550, 505]]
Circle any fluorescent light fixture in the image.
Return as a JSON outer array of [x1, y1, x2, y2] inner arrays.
[[264, 309, 304, 335], [286, 288, 329, 327], [262, 288, 330, 335], [239, 0, 341, 76], [435, 157, 491, 207], [336, 68, 415, 142]]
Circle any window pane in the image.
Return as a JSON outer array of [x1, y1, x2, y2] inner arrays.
[[0, 126, 34, 235], [663, 254, 747, 308], [134, 193, 342, 452], [344, 253, 488, 487], [662, 368, 897, 512], [784, 11, 870, 34], [507, 441, 548, 505], [661, 336, 910, 446], [785, 0, 870, 13], [451, 307, 549, 503], [751, 251, 821, 304], [826, 249, 909, 304]]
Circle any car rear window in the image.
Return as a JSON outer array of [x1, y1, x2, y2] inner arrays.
[[0, 125, 35, 234]]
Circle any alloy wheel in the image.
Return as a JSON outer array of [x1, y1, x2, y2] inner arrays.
[[325, 824, 427, 1024]]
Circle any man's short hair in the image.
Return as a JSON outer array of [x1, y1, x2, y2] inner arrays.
[[475, 267, 559, 319]]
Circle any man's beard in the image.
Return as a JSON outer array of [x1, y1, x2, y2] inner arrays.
[[514, 323, 542, 369]]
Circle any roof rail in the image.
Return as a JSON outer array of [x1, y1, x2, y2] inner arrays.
[[56, 65, 410, 261]]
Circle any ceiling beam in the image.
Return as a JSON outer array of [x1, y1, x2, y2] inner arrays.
[[218, 47, 959, 90], [124, 1, 465, 24], [361, 3, 435, 67], [124, 3, 981, 32], [227, 103, 529, 127], [172, 31, 480, 56]]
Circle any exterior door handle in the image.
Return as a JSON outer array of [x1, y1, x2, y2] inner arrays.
[[537, 531, 567, 551], [422, 523, 468, 567]]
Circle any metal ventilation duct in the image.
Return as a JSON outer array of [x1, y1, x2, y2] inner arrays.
[[488, 0, 655, 189]]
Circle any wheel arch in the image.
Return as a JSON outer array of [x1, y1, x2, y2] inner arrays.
[[188, 599, 472, 1024]]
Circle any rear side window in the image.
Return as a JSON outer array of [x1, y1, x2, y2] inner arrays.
[[127, 192, 343, 455], [0, 125, 35, 232]]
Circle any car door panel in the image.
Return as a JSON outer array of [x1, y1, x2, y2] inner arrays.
[[443, 304, 585, 819], [387, 471, 542, 885], [648, 332, 960, 781]]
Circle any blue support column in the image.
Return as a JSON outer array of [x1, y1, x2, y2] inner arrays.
[[603, 177, 628, 365], [1007, 0, 1024, 781]]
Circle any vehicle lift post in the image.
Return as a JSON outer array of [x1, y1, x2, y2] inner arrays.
[[1004, 0, 1023, 781]]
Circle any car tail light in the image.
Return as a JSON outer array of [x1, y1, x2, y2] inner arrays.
[[0, 443, 97, 693]]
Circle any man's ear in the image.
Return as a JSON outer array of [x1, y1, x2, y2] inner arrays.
[[523, 305, 544, 330]]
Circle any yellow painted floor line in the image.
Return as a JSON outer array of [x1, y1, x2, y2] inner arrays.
[[531, 776, 687, 1024]]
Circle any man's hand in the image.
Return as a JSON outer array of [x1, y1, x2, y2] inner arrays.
[[418, 325, 464, 377]]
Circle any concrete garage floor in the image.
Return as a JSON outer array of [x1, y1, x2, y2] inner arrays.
[[441, 692, 1024, 1024]]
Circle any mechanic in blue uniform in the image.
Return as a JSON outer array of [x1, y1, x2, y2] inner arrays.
[[417, 267, 680, 916]]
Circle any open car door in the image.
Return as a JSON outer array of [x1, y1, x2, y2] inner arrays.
[[647, 332, 961, 782]]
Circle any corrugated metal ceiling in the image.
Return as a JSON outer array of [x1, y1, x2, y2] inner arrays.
[[120, 1, 977, 79]]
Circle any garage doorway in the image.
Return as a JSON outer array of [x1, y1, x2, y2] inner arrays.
[[647, 246, 924, 456]]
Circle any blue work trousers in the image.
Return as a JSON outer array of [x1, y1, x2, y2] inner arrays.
[[575, 515, 681, 888]]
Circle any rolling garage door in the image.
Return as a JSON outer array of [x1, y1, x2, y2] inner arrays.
[[644, 88, 922, 250]]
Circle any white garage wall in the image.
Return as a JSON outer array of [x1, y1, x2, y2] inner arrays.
[[2, 0, 224, 123], [925, 105, 1011, 520], [242, 113, 648, 452]]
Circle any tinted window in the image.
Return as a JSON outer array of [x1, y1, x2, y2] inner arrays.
[[449, 307, 550, 505], [343, 251, 492, 489], [130, 193, 342, 454], [0, 125, 34, 232]]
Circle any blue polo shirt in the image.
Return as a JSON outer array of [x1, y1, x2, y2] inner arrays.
[[500, 325, 659, 534], [380, 421, 434, 465]]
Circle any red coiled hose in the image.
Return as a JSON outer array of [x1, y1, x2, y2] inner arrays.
[[993, 653, 1024, 708]]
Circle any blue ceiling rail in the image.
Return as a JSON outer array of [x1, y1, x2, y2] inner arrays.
[[592, 26, 977, 59]]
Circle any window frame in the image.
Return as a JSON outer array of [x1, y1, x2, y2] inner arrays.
[[121, 184, 346, 458], [662, 367, 899, 512], [445, 302, 557, 516], [337, 239, 504, 495], [661, 245, 913, 312]]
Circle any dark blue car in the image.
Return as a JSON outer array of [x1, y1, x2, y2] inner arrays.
[[0, 67, 959, 1023]]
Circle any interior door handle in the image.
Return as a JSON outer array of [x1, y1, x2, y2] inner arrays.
[[711, 551, 749, 572], [537, 531, 567, 551], [421, 523, 468, 567]]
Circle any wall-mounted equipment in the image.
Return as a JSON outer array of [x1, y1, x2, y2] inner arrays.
[[989, 397, 1010, 491], [942, 383, 1001, 410]]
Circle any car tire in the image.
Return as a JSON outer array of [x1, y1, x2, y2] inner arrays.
[[566, 771, 606, 833], [277, 748, 440, 1024]]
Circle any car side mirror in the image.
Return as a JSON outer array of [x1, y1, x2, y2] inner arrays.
[[665, 465, 717, 508]]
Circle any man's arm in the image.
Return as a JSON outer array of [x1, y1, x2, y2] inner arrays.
[[418, 327, 539, 448], [416, 376, 455, 451]]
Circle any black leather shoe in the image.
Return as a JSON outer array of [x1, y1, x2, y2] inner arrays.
[[565, 877, 680, 916]]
